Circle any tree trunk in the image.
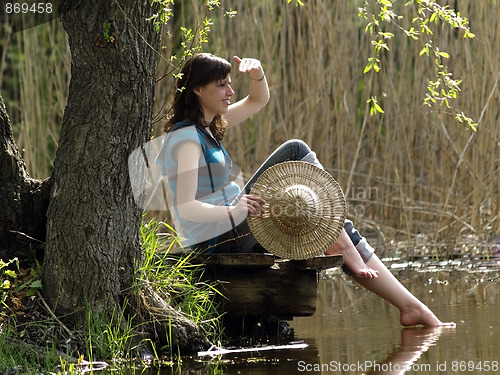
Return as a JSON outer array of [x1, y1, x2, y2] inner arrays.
[[43, 0, 151, 319], [0, 0, 209, 354], [39, 0, 208, 352], [0, 94, 51, 260]]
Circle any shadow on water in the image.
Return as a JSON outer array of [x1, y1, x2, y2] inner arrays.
[[126, 261, 500, 375]]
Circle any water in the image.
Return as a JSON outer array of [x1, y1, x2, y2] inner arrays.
[[140, 261, 500, 375], [289, 264, 500, 375]]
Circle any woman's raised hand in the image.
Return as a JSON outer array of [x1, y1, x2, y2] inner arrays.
[[233, 56, 265, 81], [225, 56, 269, 128]]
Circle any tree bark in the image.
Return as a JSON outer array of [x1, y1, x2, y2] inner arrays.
[[0, 94, 51, 260], [43, 0, 154, 319]]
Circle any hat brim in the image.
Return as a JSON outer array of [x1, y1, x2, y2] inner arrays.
[[247, 161, 347, 260]]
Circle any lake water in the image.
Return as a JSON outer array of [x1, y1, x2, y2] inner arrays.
[[139, 260, 500, 375]]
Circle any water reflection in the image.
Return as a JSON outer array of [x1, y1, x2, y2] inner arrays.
[[131, 265, 500, 375], [291, 265, 500, 375], [366, 327, 446, 374]]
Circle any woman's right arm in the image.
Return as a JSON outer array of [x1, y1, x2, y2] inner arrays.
[[225, 57, 270, 128], [175, 142, 264, 222]]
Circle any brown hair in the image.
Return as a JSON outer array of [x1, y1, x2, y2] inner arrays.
[[164, 53, 232, 140]]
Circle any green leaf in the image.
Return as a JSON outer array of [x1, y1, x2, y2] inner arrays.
[[367, 97, 384, 115], [4, 270, 16, 278], [365, 22, 374, 34], [364, 60, 373, 74], [379, 31, 394, 39], [30, 280, 42, 289], [374, 102, 384, 113]]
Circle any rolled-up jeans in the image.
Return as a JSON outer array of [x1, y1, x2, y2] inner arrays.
[[206, 139, 375, 262]]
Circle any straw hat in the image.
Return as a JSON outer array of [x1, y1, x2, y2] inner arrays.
[[247, 161, 347, 260]]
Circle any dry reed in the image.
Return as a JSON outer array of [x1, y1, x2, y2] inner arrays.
[[157, 0, 498, 258], [8, 19, 70, 179], [5, 0, 499, 258]]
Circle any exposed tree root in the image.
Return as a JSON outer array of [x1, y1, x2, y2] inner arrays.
[[132, 281, 212, 355]]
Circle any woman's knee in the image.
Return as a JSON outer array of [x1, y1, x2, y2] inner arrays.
[[282, 138, 310, 150], [278, 139, 312, 158]]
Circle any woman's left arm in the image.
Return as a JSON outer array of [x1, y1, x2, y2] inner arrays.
[[225, 56, 270, 128]]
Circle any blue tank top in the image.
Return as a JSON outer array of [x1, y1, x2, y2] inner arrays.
[[155, 122, 241, 248]]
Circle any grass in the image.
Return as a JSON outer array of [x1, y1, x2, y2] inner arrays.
[[85, 301, 137, 362], [0, 324, 62, 374], [138, 218, 223, 342], [0, 218, 223, 374], [80, 218, 223, 364]]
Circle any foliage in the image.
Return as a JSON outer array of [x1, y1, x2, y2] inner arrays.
[[84, 300, 140, 363], [148, 0, 306, 122], [103, 21, 114, 43], [149, 0, 238, 124], [0, 220, 220, 372], [1, 258, 19, 309], [1, 257, 42, 317], [359, 0, 477, 130], [79, 219, 223, 361], [138, 218, 223, 342], [0, 327, 46, 375], [150, 0, 236, 59], [149, 0, 302, 75]]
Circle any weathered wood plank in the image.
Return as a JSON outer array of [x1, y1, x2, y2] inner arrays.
[[196, 253, 343, 270], [275, 255, 343, 271], [195, 253, 276, 268], [195, 253, 344, 318], [204, 267, 317, 317]]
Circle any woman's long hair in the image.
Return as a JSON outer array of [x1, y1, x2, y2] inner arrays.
[[164, 53, 232, 140]]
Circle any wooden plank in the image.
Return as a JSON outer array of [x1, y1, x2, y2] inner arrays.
[[195, 253, 343, 271], [275, 255, 343, 271], [195, 253, 276, 268], [195, 253, 343, 318], [206, 267, 318, 317]]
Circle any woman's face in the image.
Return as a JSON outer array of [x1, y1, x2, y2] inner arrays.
[[195, 74, 234, 123]]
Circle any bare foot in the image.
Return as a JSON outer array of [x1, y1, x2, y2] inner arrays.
[[326, 241, 379, 278], [400, 304, 456, 328]]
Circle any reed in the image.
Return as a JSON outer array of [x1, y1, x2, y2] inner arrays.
[[153, 0, 498, 258], [6, 0, 498, 258], [9, 19, 70, 179]]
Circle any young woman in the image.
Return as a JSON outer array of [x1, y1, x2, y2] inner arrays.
[[156, 53, 455, 327]]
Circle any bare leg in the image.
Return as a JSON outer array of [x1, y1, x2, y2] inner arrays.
[[353, 254, 456, 327], [325, 229, 379, 278]]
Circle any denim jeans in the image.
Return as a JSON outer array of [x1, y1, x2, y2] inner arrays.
[[235, 139, 322, 201]]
